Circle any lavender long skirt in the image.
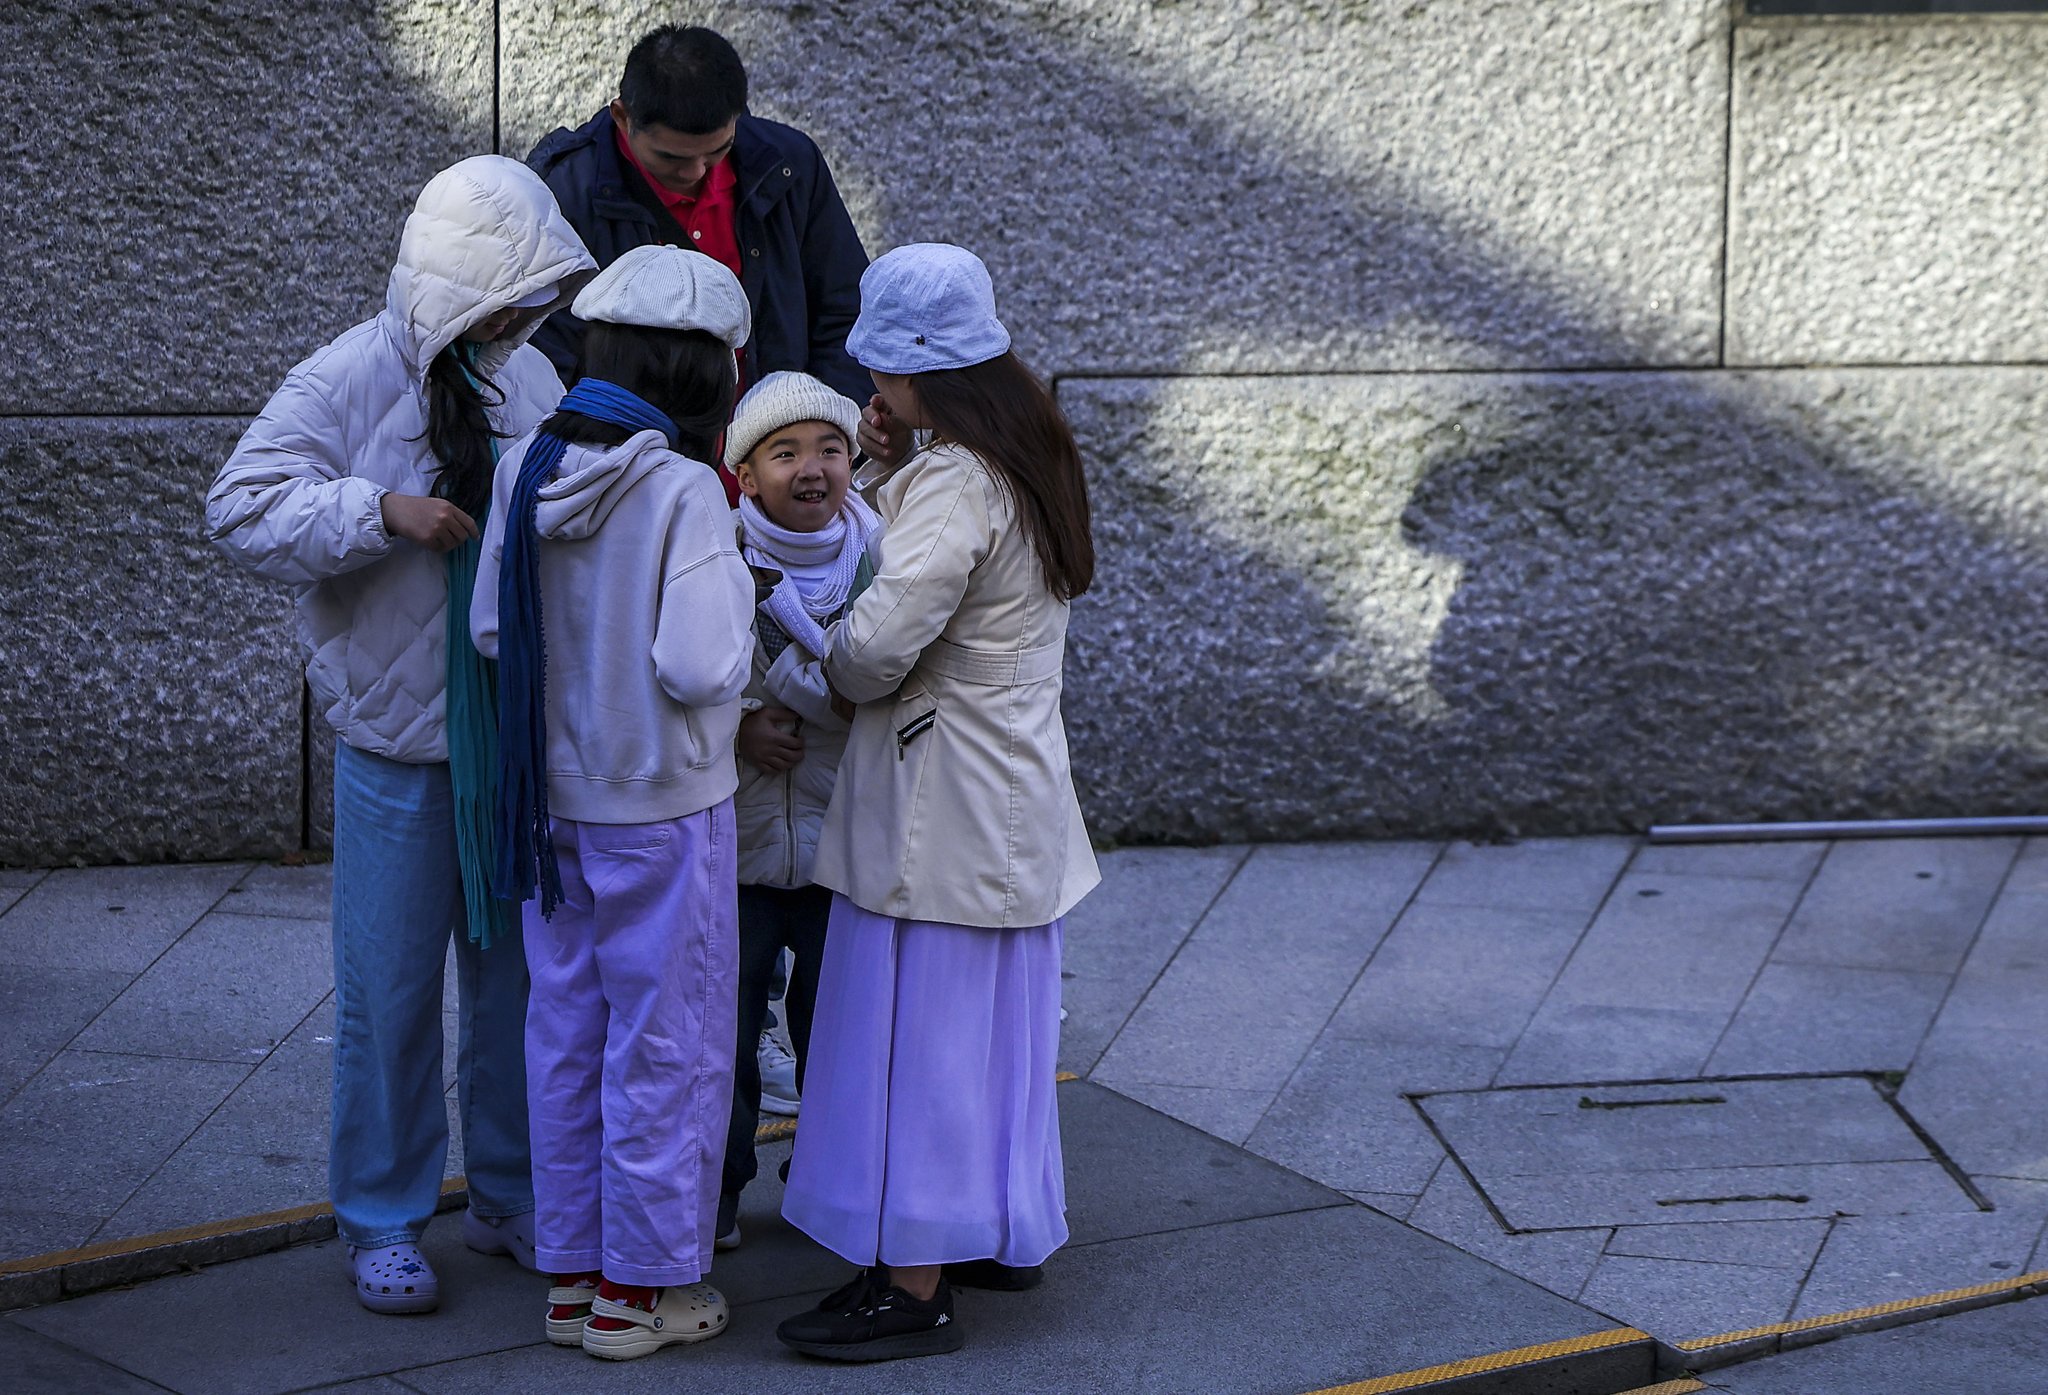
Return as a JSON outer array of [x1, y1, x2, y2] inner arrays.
[[781, 894, 1068, 1268]]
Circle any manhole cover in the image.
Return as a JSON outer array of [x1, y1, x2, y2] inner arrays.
[[1414, 1075, 1985, 1232]]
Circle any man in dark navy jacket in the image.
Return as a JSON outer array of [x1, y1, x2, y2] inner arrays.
[[527, 26, 871, 406]]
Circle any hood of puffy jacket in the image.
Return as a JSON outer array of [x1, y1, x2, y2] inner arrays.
[[385, 155, 597, 383], [532, 430, 680, 541]]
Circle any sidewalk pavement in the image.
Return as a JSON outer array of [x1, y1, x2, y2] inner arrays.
[[4, 835, 2047, 1392]]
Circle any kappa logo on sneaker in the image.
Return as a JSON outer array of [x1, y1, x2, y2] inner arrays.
[[936, 1313, 951, 1324]]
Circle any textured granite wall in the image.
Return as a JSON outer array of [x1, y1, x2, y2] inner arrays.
[[5, 1, 2045, 859]]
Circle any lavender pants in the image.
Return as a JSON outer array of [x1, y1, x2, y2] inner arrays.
[[522, 801, 738, 1286]]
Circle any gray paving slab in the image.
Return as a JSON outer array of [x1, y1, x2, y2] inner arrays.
[[97, 1148, 334, 1245], [1926, 887, 2048, 1035], [0, 1050, 251, 1220], [0, 1314, 168, 1395], [1055, 844, 1248, 1075], [0, 1208, 100, 1266], [1500, 869, 1807, 1083], [1790, 1177, 2048, 1322], [1091, 934, 1370, 1093], [1188, 840, 1441, 947], [1627, 841, 1826, 884], [1705, 962, 1952, 1077], [1897, 1026, 2048, 1182], [392, 1208, 1644, 1395], [0, 862, 251, 972], [1323, 902, 1589, 1049], [1498, 1003, 1741, 1086], [1484, 1160, 1978, 1232], [13, 1228, 539, 1395], [11, 1084, 1642, 1395], [0, 963, 133, 1104], [1412, 837, 1634, 914], [71, 912, 330, 1064], [1101, 1080, 1274, 1145], [1701, 1291, 2048, 1394], [0, 888, 24, 921], [1420, 1077, 1933, 1180], [1602, 1218, 1831, 1271], [0, 868, 48, 889], [1770, 837, 2019, 976], [185, 997, 334, 1159], [1242, 1038, 1501, 1196], [218, 862, 333, 921], [1406, 1163, 1611, 1300], [1998, 837, 2048, 898], [1059, 1080, 1346, 1242], [1344, 1190, 1424, 1221], [1579, 1253, 1803, 1344]]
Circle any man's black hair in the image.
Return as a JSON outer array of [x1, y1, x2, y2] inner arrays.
[[618, 26, 747, 134]]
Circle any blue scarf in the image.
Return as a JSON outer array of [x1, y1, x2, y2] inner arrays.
[[492, 378, 680, 915]]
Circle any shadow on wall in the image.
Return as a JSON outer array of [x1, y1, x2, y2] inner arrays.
[[0, 1, 495, 864], [717, 7, 2048, 843]]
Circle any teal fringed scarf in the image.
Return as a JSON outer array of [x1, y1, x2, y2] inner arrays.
[[444, 352, 518, 949]]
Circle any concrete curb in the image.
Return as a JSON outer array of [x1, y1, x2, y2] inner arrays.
[[1664, 1268, 2048, 1373], [0, 1082, 1079, 1314], [1302, 1325, 1656, 1394], [0, 1177, 469, 1313]]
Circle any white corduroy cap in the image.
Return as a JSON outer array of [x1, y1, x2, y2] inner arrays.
[[571, 244, 752, 348], [724, 371, 863, 469]]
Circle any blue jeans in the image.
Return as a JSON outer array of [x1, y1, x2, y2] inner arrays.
[[330, 741, 533, 1247]]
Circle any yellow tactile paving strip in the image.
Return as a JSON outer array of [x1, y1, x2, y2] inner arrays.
[[1302, 1326, 1650, 1394], [0, 1175, 467, 1277], [1676, 1267, 2048, 1351], [1612, 1380, 1708, 1395]]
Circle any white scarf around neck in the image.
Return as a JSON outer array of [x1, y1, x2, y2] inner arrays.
[[738, 492, 881, 658]]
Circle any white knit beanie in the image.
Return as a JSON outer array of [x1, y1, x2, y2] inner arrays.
[[723, 371, 863, 469]]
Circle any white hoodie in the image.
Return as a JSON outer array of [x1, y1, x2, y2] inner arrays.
[[205, 156, 597, 762], [470, 431, 755, 824]]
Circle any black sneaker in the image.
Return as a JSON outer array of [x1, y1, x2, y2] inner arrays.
[[776, 1280, 964, 1362], [943, 1259, 1043, 1291], [811, 1267, 877, 1314], [714, 1192, 741, 1252]]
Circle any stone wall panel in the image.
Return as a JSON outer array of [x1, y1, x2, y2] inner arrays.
[[503, 0, 1729, 375], [1728, 20, 2048, 365], [0, 0, 494, 415], [0, 419, 301, 864], [1064, 367, 2048, 843]]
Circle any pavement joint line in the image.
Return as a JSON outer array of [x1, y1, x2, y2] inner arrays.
[[1674, 1267, 2048, 1352], [1298, 1325, 1650, 1394]]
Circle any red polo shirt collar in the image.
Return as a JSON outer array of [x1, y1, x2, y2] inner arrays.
[[613, 125, 743, 282]]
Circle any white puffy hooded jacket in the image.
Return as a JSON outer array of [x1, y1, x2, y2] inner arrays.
[[206, 156, 597, 763]]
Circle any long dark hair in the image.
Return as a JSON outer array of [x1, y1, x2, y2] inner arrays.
[[423, 345, 508, 518], [541, 322, 736, 461], [914, 351, 1093, 601]]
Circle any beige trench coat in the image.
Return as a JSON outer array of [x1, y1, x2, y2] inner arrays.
[[811, 443, 1100, 928]]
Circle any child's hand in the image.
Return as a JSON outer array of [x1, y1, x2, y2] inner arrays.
[[381, 493, 479, 552], [738, 707, 805, 772], [858, 395, 912, 469]]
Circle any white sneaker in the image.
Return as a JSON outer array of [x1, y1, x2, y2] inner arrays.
[[758, 1029, 800, 1117]]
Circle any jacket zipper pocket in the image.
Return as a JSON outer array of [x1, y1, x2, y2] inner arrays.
[[895, 711, 936, 759]]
